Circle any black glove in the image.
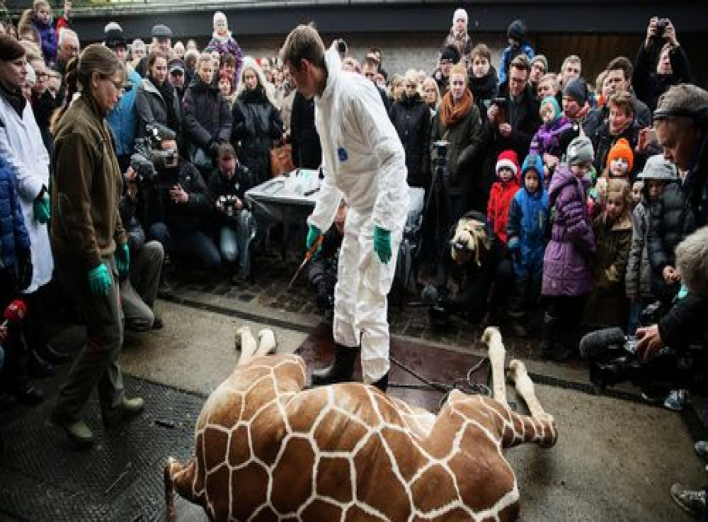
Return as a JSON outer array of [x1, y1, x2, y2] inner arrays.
[[16, 249, 33, 290]]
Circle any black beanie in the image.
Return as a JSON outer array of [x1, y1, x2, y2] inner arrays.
[[440, 45, 461, 64], [0, 36, 26, 62], [564, 77, 588, 105], [507, 19, 526, 41]]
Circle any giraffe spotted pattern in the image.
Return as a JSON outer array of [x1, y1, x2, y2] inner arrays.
[[165, 327, 557, 521]]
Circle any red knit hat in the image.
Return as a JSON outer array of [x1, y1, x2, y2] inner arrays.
[[496, 150, 520, 177], [606, 138, 634, 174]]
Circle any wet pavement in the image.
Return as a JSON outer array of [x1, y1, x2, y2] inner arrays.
[[0, 248, 706, 521]]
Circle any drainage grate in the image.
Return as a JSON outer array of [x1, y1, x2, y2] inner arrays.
[[0, 377, 204, 521]]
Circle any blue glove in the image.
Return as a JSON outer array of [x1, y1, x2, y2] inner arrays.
[[88, 263, 111, 296], [373, 226, 392, 264], [115, 243, 130, 277], [306, 224, 322, 251], [33, 194, 50, 224]]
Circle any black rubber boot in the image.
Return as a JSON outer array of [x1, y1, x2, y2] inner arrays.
[[311, 344, 358, 386], [371, 372, 389, 393]]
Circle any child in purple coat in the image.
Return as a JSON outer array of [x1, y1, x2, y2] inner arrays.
[[541, 136, 596, 361]]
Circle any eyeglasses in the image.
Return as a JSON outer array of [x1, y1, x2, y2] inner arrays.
[[170, 70, 184, 76]]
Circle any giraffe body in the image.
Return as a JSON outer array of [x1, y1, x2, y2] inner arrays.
[[165, 327, 557, 521]]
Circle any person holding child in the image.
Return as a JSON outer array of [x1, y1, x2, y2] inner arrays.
[[529, 96, 573, 181]]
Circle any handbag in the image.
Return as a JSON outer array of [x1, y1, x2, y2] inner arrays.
[[269, 141, 294, 178]]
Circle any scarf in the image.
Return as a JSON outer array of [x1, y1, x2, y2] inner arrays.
[[149, 74, 178, 133], [439, 89, 472, 128], [0, 83, 26, 117]]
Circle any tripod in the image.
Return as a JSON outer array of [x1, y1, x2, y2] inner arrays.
[[422, 141, 453, 285]]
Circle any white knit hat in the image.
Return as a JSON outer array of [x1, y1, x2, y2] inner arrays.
[[213, 11, 228, 28], [453, 8, 468, 25]]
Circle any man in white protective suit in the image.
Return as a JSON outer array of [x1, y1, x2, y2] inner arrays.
[[281, 24, 409, 391]]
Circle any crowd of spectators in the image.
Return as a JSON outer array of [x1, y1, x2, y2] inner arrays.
[[0, 3, 706, 483]]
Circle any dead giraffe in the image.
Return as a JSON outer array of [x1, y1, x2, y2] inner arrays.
[[164, 326, 557, 521]]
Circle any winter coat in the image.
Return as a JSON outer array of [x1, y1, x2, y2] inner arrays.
[[231, 87, 284, 185], [119, 193, 146, 254], [207, 163, 254, 226], [162, 162, 214, 239], [290, 91, 321, 170], [442, 30, 473, 65], [583, 212, 632, 329], [30, 88, 57, 153], [487, 178, 519, 245], [135, 78, 182, 142], [182, 77, 233, 152], [0, 88, 53, 292], [308, 48, 409, 235], [468, 67, 498, 123], [107, 68, 142, 157], [542, 165, 595, 297], [389, 93, 432, 190], [31, 17, 57, 64], [488, 83, 541, 161], [584, 95, 652, 139], [529, 117, 574, 159], [0, 155, 31, 270], [625, 201, 653, 299], [498, 42, 535, 85], [647, 134, 708, 301], [51, 94, 127, 271], [508, 155, 549, 278], [633, 41, 692, 112], [430, 100, 484, 195], [205, 34, 244, 86], [659, 293, 708, 355], [590, 120, 645, 179]]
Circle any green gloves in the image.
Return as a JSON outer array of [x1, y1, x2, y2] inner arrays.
[[33, 193, 50, 224], [88, 263, 111, 296], [306, 224, 322, 251], [373, 226, 392, 264], [115, 243, 130, 277]]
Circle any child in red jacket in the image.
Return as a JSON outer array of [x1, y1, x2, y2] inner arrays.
[[487, 150, 520, 245]]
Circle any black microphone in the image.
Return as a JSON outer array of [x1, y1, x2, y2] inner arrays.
[[579, 327, 626, 359]]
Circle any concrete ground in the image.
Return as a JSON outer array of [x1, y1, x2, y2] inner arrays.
[[118, 294, 702, 522], [2, 255, 705, 521]]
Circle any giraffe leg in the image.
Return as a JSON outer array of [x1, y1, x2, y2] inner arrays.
[[507, 359, 547, 419], [256, 328, 277, 357], [235, 326, 258, 366], [164, 457, 198, 522], [482, 327, 508, 406]]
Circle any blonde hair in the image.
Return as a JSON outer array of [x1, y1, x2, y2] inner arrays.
[[449, 62, 468, 84], [605, 178, 632, 216], [422, 77, 440, 110], [196, 52, 213, 69]]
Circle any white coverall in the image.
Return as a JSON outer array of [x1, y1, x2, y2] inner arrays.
[[307, 49, 409, 383]]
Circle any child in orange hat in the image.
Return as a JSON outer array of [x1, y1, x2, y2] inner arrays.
[[588, 138, 635, 219]]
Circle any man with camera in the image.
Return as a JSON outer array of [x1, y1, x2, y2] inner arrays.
[[207, 144, 254, 283], [134, 135, 221, 271], [632, 17, 692, 113], [118, 166, 164, 331]]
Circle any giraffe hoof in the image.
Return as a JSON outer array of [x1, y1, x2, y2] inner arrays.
[[481, 326, 501, 345]]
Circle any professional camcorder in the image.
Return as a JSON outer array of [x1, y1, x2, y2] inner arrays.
[[130, 124, 178, 183], [581, 328, 645, 389]]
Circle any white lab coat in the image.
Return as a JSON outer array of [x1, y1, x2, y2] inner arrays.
[[0, 95, 54, 293], [308, 49, 409, 383]]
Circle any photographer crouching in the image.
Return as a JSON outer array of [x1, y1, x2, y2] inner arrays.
[[131, 130, 221, 271], [206, 144, 255, 284]]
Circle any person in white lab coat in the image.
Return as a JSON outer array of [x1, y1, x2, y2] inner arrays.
[[281, 25, 409, 391], [0, 36, 68, 375]]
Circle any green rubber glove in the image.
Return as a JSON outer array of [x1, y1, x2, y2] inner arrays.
[[373, 226, 392, 264], [115, 243, 130, 277], [306, 224, 322, 251], [88, 263, 111, 296], [33, 193, 50, 224]]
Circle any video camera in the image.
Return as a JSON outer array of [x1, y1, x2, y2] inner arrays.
[[130, 124, 179, 184], [218, 194, 240, 217]]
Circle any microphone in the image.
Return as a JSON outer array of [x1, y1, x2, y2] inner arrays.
[[579, 327, 626, 359], [2, 300, 27, 328]]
